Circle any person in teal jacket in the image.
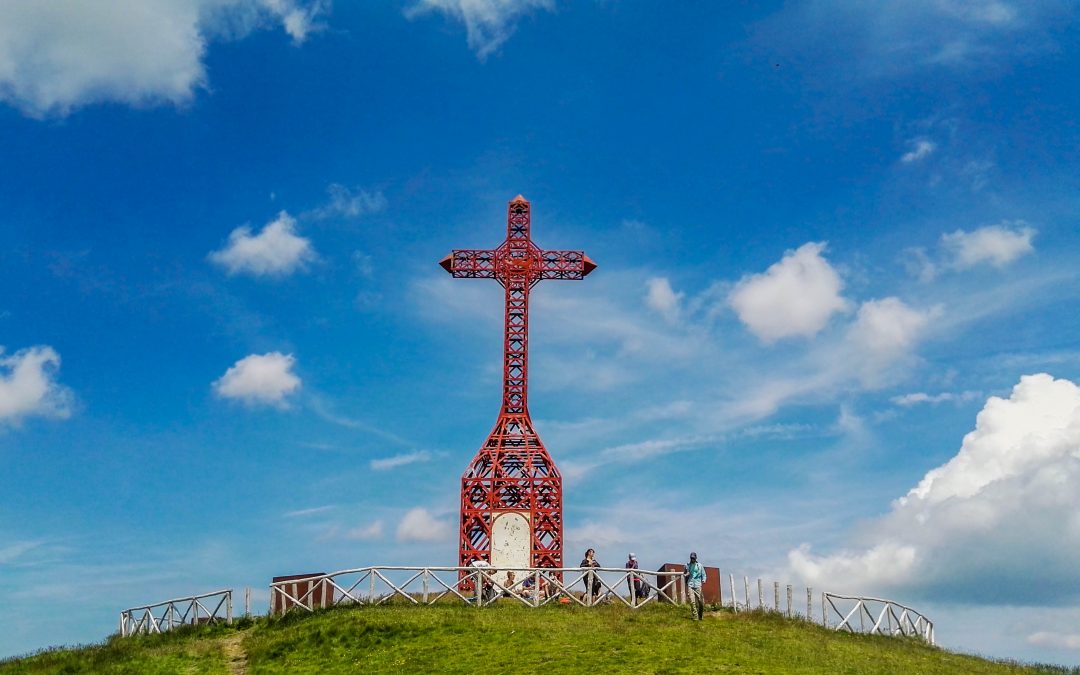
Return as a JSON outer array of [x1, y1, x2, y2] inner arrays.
[[685, 552, 706, 620]]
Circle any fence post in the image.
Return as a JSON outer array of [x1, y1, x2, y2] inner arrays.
[[773, 581, 780, 612], [717, 569, 723, 608], [757, 578, 763, 609], [245, 587, 251, 617], [227, 591, 233, 625], [786, 584, 792, 618], [743, 576, 750, 610], [806, 587, 812, 621], [729, 574, 737, 612], [422, 569, 429, 604]]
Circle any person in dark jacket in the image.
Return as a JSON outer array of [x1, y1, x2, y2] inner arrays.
[[625, 552, 648, 603], [580, 548, 602, 602]]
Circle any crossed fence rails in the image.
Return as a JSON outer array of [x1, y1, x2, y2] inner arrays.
[[822, 593, 935, 645], [268, 566, 684, 612], [119, 589, 233, 637], [115, 572, 935, 647]]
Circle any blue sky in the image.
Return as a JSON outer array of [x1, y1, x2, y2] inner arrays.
[[2, 0, 1080, 665]]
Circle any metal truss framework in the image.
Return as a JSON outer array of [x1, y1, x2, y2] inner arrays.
[[440, 196, 596, 572]]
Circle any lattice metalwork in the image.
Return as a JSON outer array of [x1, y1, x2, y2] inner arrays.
[[439, 196, 596, 573]]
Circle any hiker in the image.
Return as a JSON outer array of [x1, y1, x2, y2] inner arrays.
[[580, 548, 602, 602], [470, 558, 495, 603], [625, 552, 648, 603], [685, 552, 706, 620]]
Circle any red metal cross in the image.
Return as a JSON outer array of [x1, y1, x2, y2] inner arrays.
[[439, 195, 596, 573]]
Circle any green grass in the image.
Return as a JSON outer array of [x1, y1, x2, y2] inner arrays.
[[3, 604, 1077, 674]]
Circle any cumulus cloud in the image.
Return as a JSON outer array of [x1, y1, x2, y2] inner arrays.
[[789, 374, 1080, 604], [728, 242, 847, 342], [209, 211, 316, 277], [370, 450, 432, 471], [0, 0, 328, 118], [901, 139, 936, 163], [396, 507, 450, 542], [213, 352, 301, 406], [644, 277, 682, 322], [942, 222, 1036, 269], [0, 346, 73, 425], [406, 0, 554, 59]]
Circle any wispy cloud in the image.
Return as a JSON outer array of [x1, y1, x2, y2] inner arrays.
[[891, 391, 980, 406], [305, 184, 387, 221], [405, 0, 554, 59], [370, 450, 433, 471], [396, 507, 451, 542], [901, 139, 936, 163], [283, 505, 337, 518]]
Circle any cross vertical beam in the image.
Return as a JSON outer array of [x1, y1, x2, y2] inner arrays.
[[439, 196, 595, 575]]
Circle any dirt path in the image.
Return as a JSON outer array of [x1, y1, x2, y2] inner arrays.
[[220, 633, 248, 675]]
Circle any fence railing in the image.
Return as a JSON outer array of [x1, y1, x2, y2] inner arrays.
[[119, 589, 233, 637], [822, 593, 934, 645], [268, 566, 686, 613]]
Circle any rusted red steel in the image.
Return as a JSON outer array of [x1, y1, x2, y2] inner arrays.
[[439, 196, 596, 574]]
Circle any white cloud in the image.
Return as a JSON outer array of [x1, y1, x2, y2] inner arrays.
[[283, 505, 335, 517], [755, 1, 1059, 80], [1027, 631, 1080, 650], [0, 1, 328, 118], [891, 391, 979, 406], [370, 450, 433, 471], [406, 0, 554, 59], [788, 374, 1080, 604], [396, 508, 450, 542], [209, 211, 316, 277], [847, 297, 935, 359], [728, 242, 847, 342], [942, 222, 1036, 269], [901, 139, 936, 163], [0, 346, 73, 425], [213, 352, 301, 406], [307, 184, 387, 221], [345, 521, 384, 541], [644, 277, 682, 322]]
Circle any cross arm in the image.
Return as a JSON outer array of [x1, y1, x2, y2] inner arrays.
[[538, 250, 597, 280], [439, 249, 497, 278]]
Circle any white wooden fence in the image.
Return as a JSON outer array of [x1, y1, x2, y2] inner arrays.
[[268, 566, 685, 612], [119, 589, 233, 637], [822, 593, 935, 645], [114, 570, 934, 648]]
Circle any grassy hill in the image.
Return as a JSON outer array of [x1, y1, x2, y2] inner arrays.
[[3, 603, 1077, 674]]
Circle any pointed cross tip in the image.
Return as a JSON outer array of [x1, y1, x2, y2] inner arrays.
[[582, 255, 597, 276], [439, 254, 454, 273]]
